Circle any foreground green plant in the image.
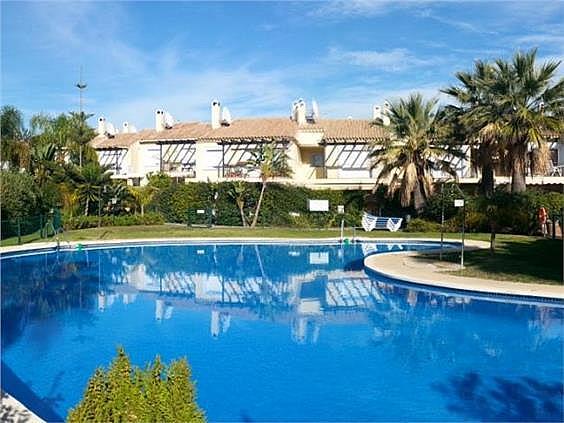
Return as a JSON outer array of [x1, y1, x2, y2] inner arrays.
[[67, 347, 205, 423]]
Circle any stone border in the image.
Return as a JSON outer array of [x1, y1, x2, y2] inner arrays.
[[1, 236, 562, 420], [3, 236, 561, 300], [1, 391, 45, 423], [363, 240, 564, 300]]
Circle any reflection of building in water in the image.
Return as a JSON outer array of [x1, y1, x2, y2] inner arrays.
[[97, 291, 118, 311], [155, 299, 174, 321], [211, 310, 231, 338], [98, 244, 562, 347]]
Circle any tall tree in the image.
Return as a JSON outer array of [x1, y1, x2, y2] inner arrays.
[[247, 142, 291, 228], [442, 61, 502, 197], [227, 180, 251, 227], [497, 49, 563, 192], [72, 163, 113, 216], [0, 105, 31, 170], [445, 49, 563, 193], [128, 186, 157, 216], [370, 93, 461, 211]]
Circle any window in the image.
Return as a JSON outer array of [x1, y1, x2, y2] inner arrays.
[[311, 153, 324, 167]]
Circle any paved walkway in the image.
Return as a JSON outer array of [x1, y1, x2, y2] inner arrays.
[[364, 239, 564, 300], [0, 392, 44, 423]]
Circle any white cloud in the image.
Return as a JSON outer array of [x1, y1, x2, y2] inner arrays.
[[99, 66, 296, 129], [310, 0, 397, 18], [327, 47, 436, 71], [415, 8, 497, 35]]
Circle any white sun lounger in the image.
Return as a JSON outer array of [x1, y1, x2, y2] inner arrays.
[[361, 212, 403, 232]]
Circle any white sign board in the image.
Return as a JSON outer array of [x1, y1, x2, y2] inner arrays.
[[337, 205, 345, 214], [454, 199, 465, 207], [309, 252, 329, 265], [308, 199, 329, 212], [196, 209, 206, 214]]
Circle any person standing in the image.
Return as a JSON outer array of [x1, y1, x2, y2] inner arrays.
[[538, 206, 548, 237]]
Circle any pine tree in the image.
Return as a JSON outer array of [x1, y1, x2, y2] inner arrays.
[[67, 348, 205, 423]]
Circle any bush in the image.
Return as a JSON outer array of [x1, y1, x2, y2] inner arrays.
[[152, 181, 365, 228], [64, 212, 165, 230], [0, 171, 38, 220], [404, 218, 441, 232], [67, 347, 205, 423]]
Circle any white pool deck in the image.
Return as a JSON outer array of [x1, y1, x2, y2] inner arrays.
[[1, 391, 44, 422], [1, 236, 562, 421]]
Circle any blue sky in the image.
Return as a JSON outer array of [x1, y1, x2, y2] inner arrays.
[[2, 1, 563, 130]]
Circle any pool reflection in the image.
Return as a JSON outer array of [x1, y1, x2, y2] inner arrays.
[[1, 242, 562, 422]]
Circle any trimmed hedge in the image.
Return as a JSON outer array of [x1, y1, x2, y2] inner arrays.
[[64, 213, 165, 230], [151, 181, 365, 228], [421, 188, 564, 235]]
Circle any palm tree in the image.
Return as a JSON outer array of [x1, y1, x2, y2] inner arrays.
[[247, 142, 291, 228], [495, 49, 563, 192], [73, 163, 113, 216], [0, 105, 31, 170], [128, 186, 157, 216], [227, 180, 251, 227], [446, 49, 563, 193], [370, 93, 461, 211], [442, 61, 502, 197]]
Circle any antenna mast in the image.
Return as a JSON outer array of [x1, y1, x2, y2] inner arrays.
[[75, 66, 87, 114]]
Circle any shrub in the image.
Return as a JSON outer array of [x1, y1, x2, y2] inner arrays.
[[151, 181, 365, 228], [404, 218, 441, 232], [67, 347, 205, 423], [0, 171, 38, 220], [64, 213, 165, 230]]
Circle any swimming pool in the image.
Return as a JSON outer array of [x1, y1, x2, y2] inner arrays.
[[1, 241, 562, 422]]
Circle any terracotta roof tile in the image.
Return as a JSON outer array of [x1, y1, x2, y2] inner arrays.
[[201, 118, 296, 140], [90, 130, 154, 149], [90, 117, 391, 148], [314, 119, 389, 141], [140, 122, 212, 142]]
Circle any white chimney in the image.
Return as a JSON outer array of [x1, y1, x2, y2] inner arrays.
[[382, 102, 391, 126], [296, 99, 306, 126], [373, 104, 391, 126], [97, 116, 107, 136], [372, 105, 382, 121], [211, 100, 221, 129], [221, 107, 232, 125], [155, 109, 165, 132]]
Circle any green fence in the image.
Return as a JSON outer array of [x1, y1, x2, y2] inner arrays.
[[1, 210, 62, 245], [186, 208, 214, 227]]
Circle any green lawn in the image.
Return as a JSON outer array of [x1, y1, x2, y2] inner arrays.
[[1, 225, 561, 285], [437, 237, 563, 285]]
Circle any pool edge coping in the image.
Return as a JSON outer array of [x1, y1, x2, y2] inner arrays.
[[363, 247, 564, 300], [2, 236, 562, 300], [1, 391, 45, 423]]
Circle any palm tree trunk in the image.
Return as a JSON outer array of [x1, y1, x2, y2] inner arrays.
[[251, 182, 267, 228], [510, 144, 527, 193], [141, 204, 145, 216], [84, 197, 89, 216], [413, 182, 425, 212], [237, 200, 247, 227], [481, 163, 495, 198], [489, 222, 496, 254]]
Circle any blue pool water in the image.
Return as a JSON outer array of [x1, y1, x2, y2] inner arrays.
[[1, 241, 563, 422]]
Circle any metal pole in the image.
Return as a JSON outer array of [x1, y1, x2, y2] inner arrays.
[[440, 183, 445, 260], [98, 186, 102, 228], [159, 143, 163, 172], [17, 217, 21, 245], [461, 202, 465, 270]]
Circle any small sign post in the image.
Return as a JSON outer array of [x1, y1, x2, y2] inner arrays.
[[454, 199, 465, 269]]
